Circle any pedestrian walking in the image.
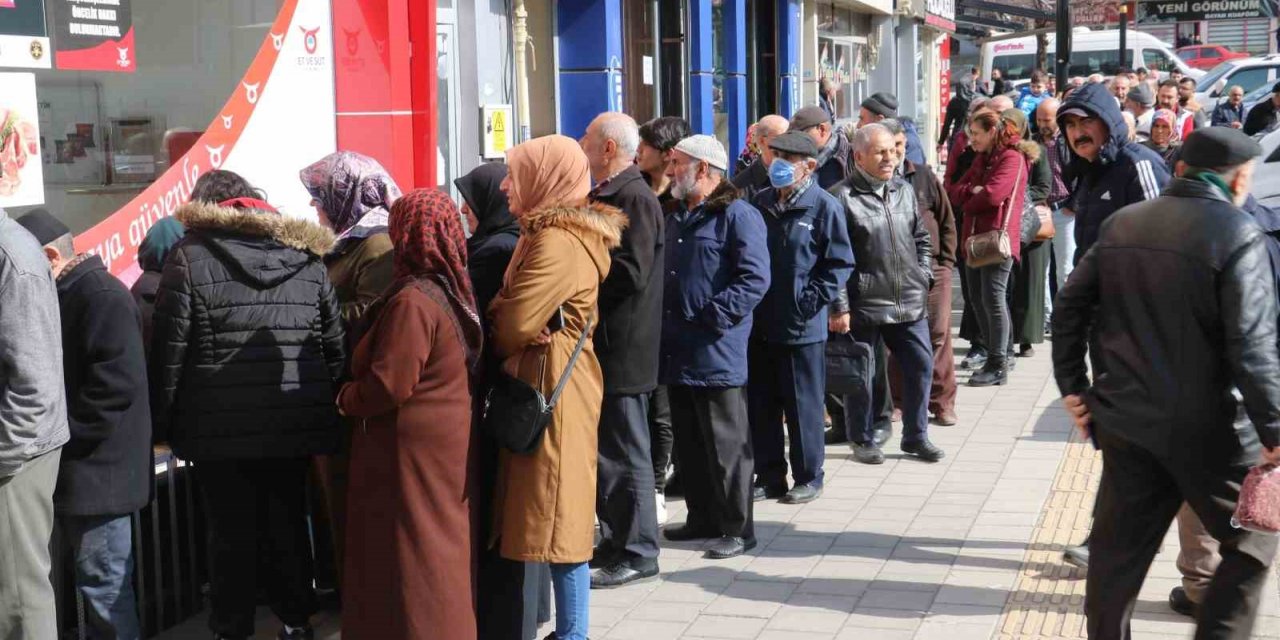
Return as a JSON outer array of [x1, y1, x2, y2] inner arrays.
[[16, 210, 151, 640], [637, 116, 693, 207], [1244, 81, 1280, 136], [1211, 85, 1247, 129], [790, 106, 852, 189], [151, 173, 346, 640], [131, 217, 184, 355], [337, 189, 481, 640], [731, 115, 789, 201], [0, 208, 69, 640], [749, 130, 855, 504], [1052, 126, 1280, 640], [488, 135, 627, 640], [939, 77, 977, 149], [830, 123, 944, 464], [660, 134, 770, 559], [580, 113, 665, 589]]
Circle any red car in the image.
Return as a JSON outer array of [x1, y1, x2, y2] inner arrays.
[[1177, 44, 1250, 70]]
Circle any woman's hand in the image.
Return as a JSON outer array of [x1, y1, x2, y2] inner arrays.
[[971, 185, 985, 195]]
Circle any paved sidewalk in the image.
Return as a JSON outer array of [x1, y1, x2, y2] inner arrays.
[[158, 343, 1280, 640]]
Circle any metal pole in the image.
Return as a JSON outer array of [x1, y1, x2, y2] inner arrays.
[[1119, 4, 1128, 70], [1055, 0, 1070, 91], [513, 0, 533, 142]]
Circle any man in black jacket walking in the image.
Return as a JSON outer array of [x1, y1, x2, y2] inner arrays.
[[1053, 127, 1280, 640], [581, 112, 665, 588], [16, 209, 150, 640]]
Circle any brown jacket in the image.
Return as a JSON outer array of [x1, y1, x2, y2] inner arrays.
[[904, 160, 958, 268], [325, 233, 394, 341], [488, 202, 626, 563]]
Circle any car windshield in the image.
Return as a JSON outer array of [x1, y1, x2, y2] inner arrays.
[[1197, 61, 1238, 91], [1178, 49, 1196, 61]]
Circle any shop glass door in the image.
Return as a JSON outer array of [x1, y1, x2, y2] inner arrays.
[[437, 22, 461, 195]]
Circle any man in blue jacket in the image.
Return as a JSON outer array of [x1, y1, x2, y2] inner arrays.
[[749, 131, 855, 505], [659, 135, 770, 560]]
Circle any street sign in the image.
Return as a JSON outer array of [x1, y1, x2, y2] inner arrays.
[[1136, 0, 1278, 23], [482, 104, 514, 160]]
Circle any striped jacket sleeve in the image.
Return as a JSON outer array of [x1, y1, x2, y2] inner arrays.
[[1127, 156, 1170, 206]]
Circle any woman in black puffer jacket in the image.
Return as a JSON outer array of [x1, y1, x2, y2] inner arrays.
[[150, 169, 344, 640]]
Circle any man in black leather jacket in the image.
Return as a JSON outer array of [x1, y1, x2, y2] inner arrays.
[[829, 123, 944, 466], [1052, 127, 1280, 640]]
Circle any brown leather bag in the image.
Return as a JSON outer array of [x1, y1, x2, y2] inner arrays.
[[965, 161, 1023, 268], [1033, 204, 1055, 241]]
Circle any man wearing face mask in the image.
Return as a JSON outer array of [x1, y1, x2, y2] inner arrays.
[[748, 131, 854, 504], [1052, 126, 1280, 640], [829, 124, 943, 465]]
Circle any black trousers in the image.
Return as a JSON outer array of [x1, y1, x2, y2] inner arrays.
[[649, 385, 674, 492], [748, 340, 827, 488], [845, 319, 933, 446], [195, 459, 315, 639], [1089, 426, 1278, 640], [596, 393, 660, 561], [670, 385, 755, 540], [825, 338, 893, 440]]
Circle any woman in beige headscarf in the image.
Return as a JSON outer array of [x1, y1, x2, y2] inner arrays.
[[487, 135, 626, 640]]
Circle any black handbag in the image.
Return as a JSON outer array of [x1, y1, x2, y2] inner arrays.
[[481, 314, 594, 455], [825, 332, 873, 396], [1019, 187, 1041, 246]]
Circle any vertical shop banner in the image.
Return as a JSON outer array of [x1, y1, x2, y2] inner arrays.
[[0, 72, 45, 208], [0, 0, 52, 69], [74, 0, 337, 283], [50, 0, 135, 72]]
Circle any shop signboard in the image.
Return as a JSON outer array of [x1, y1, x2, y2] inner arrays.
[[925, 0, 956, 33], [0, 72, 45, 208], [49, 0, 136, 72], [1136, 0, 1277, 23], [0, 0, 53, 69], [939, 37, 951, 129], [482, 104, 514, 160], [1073, 0, 1124, 25], [73, 0, 337, 283]]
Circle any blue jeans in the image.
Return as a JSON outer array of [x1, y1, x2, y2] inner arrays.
[[550, 562, 589, 640], [61, 514, 140, 640]]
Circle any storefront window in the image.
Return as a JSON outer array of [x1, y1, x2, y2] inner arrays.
[[818, 37, 854, 119], [816, 3, 869, 123], [623, 0, 659, 122], [10, 1, 283, 233], [712, 0, 728, 153]]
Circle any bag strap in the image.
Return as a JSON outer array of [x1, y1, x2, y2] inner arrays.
[[546, 312, 594, 410], [996, 159, 1025, 232]]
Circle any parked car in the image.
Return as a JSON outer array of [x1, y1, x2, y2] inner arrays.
[[1195, 55, 1280, 108], [1253, 127, 1280, 207], [1177, 44, 1249, 70]]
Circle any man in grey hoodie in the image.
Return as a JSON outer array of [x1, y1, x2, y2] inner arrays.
[[0, 208, 70, 639]]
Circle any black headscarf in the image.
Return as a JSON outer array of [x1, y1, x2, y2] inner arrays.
[[455, 163, 517, 252]]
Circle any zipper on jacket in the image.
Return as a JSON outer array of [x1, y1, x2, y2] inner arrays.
[[883, 191, 902, 314]]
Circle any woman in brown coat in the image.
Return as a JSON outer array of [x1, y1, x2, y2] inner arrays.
[[337, 189, 482, 639], [489, 135, 625, 640]]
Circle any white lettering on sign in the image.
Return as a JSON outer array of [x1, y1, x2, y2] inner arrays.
[[926, 0, 955, 22], [994, 42, 1027, 53]]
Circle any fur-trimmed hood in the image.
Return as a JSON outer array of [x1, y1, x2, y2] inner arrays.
[[176, 200, 335, 288], [519, 201, 628, 277]]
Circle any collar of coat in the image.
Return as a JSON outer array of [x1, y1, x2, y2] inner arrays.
[[518, 201, 627, 250], [591, 164, 645, 199], [175, 200, 336, 257], [847, 165, 900, 198]]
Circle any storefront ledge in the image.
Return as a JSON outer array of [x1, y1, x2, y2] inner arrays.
[[828, 0, 894, 17]]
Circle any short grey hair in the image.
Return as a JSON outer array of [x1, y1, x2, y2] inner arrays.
[[853, 123, 892, 153], [48, 233, 75, 259], [597, 112, 640, 157], [879, 118, 905, 136], [968, 96, 990, 115]]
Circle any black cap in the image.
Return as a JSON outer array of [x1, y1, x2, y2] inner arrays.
[[1181, 127, 1262, 169], [861, 92, 899, 118], [15, 209, 70, 246], [768, 130, 821, 158], [789, 106, 831, 132]]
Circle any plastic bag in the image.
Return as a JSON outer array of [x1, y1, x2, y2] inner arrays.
[[1232, 463, 1280, 533]]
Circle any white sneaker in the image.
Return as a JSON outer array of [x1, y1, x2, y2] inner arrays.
[[655, 490, 668, 526]]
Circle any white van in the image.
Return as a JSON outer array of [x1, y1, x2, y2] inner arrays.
[[981, 28, 1203, 86]]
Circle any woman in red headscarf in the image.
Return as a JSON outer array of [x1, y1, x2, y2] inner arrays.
[[337, 189, 482, 640]]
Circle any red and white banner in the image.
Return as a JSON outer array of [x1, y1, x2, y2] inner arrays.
[[74, 0, 336, 284]]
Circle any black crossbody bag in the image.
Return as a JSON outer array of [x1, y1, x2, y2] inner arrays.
[[481, 313, 593, 454]]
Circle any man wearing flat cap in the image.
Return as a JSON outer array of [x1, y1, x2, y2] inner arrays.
[[790, 106, 852, 189], [1052, 126, 1280, 639], [1124, 84, 1155, 140], [1244, 80, 1280, 136], [15, 209, 150, 639], [748, 131, 854, 505]]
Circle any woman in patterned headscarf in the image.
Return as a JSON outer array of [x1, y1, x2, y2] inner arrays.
[[338, 189, 481, 640]]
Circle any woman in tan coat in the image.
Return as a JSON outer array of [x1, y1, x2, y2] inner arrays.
[[489, 135, 625, 640]]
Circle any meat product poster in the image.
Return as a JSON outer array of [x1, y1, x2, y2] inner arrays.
[[51, 0, 135, 72], [0, 73, 46, 208], [0, 0, 53, 69]]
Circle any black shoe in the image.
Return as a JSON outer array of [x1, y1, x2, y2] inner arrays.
[[824, 425, 850, 445], [590, 558, 659, 589], [752, 483, 788, 502], [968, 360, 1008, 387], [590, 542, 620, 568], [705, 536, 758, 559], [781, 483, 822, 504], [1169, 586, 1199, 617], [960, 347, 988, 370], [901, 439, 945, 462], [664, 523, 718, 542], [1017, 344, 1035, 357], [852, 443, 885, 465], [1063, 542, 1089, 569], [872, 424, 893, 447], [277, 626, 314, 640]]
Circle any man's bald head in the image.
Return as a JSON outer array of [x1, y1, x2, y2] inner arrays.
[[756, 114, 790, 164], [1036, 98, 1061, 137], [988, 95, 1014, 112]]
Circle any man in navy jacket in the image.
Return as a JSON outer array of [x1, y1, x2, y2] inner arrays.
[[659, 135, 770, 560], [749, 131, 855, 505]]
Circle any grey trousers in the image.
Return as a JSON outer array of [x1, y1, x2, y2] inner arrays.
[[1177, 503, 1221, 604], [0, 449, 62, 640], [596, 394, 660, 561]]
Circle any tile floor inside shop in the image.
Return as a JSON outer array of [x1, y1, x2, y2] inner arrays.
[[159, 343, 1280, 640]]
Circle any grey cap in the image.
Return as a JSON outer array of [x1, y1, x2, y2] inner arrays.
[[861, 92, 899, 118], [1182, 127, 1262, 168], [768, 131, 821, 158], [673, 134, 728, 171], [1127, 83, 1155, 108]]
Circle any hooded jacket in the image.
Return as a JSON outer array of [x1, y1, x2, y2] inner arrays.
[[150, 201, 346, 461], [1057, 82, 1170, 261], [661, 181, 771, 387], [131, 217, 185, 355]]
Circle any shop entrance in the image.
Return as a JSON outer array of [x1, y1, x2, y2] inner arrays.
[[623, 0, 688, 123]]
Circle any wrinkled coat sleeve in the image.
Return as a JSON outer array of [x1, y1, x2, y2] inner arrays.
[[1029, 151, 1052, 204], [1220, 236, 1280, 449], [798, 199, 855, 320], [341, 243, 394, 330], [908, 189, 933, 278], [66, 289, 147, 457], [318, 271, 348, 383], [962, 151, 1022, 217], [489, 230, 583, 359], [149, 247, 193, 439], [599, 192, 660, 315], [931, 173, 958, 266], [1051, 237, 1100, 397], [0, 267, 64, 478], [339, 291, 434, 418], [1124, 156, 1169, 206], [698, 206, 771, 333], [947, 153, 983, 208]]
